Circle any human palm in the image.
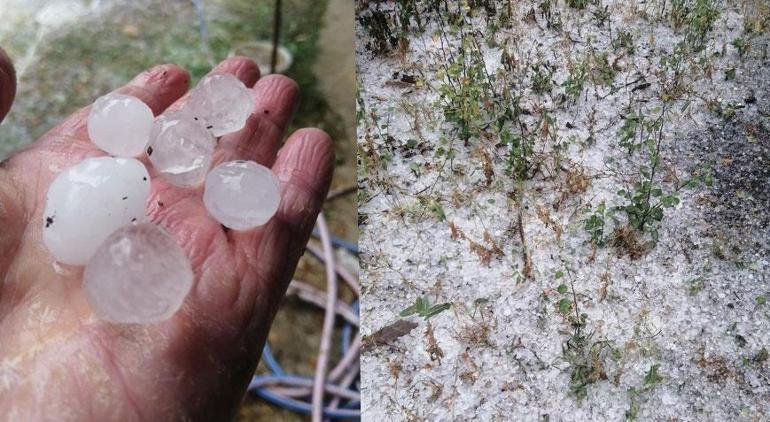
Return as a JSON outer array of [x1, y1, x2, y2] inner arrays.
[[0, 53, 333, 420]]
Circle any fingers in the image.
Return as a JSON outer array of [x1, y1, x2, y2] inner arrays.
[[271, 129, 335, 234], [0, 47, 16, 124], [213, 74, 300, 167], [164, 56, 260, 114], [233, 128, 334, 326], [214, 55, 261, 87], [117, 64, 191, 116], [48, 64, 191, 141]]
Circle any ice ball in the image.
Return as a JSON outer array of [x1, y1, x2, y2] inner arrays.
[[186, 73, 254, 137], [147, 111, 216, 187], [87, 93, 154, 157], [84, 222, 193, 323], [203, 160, 281, 230], [43, 157, 151, 265]]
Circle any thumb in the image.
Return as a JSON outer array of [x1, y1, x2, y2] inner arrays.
[[0, 47, 17, 124]]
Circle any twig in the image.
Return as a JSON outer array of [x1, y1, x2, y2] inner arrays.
[[326, 185, 357, 201]]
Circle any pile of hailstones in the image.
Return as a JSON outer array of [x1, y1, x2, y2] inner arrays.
[[43, 74, 281, 324]]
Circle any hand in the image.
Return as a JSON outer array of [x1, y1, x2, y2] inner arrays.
[[0, 52, 334, 420]]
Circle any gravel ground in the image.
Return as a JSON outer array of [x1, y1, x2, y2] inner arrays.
[[357, 1, 769, 420]]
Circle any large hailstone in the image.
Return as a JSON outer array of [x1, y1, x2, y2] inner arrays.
[[186, 73, 254, 137], [203, 160, 281, 230], [84, 222, 194, 323], [147, 111, 216, 187], [88, 93, 154, 157], [43, 157, 151, 265]]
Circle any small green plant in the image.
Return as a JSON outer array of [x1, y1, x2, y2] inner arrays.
[[585, 201, 609, 246], [731, 36, 751, 57], [567, 0, 590, 10], [558, 277, 610, 400], [686, 277, 705, 295], [618, 112, 641, 153], [615, 105, 713, 247], [436, 29, 492, 142], [592, 52, 618, 87], [643, 364, 663, 386], [684, 0, 720, 52], [593, 5, 610, 26], [400, 296, 452, 320], [614, 30, 636, 55], [531, 63, 553, 94], [669, 0, 689, 29], [626, 364, 664, 420], [358, 9, 397, 55], [502, 132, 534, 180], [562, 61, 588, 101]]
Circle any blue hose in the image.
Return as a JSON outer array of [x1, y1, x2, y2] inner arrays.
[[248, 375, 360, 419], [252, 384, 360, 419], [261, 344, 285, 376], [312, 228, 359, 255], [255, 228, 359, 418]]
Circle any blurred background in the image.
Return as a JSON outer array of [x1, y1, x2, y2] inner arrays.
[[0, 0, 357, 420]]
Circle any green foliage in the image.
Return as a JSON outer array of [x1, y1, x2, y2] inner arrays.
[[614, 30, 636, 55], [669, 0, 720, 52], [567, 0, 590, 10], [400, 296, 452, 320], [437, 32, 492, 142], [563, 327, 607, 400], [562, 61, 588, 101], [687, 277, 705, 295], [503, 133, 534, 180], [643, 364, 663, 386], [358, 9, 398, 55], [592, 52, 617, 87], [618, 113, 641, 153], [531, 63, 553, 94], [626, 364, 663, 420], [429, 199, 446, 221], [585, 201, 609, 246], [613, 106, 711, 247], [684, 0, 720, 52], [731, 36, 751, 57]]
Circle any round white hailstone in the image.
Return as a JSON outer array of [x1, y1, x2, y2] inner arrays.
[[84, 222, 193, 324], [147, 111, 216, 187], [88, 93, 154, 157], [186, 73, 254, 137], [43, 157, 151, 266], [203, 160, 281, 230]]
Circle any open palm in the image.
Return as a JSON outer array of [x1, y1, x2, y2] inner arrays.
[[0, 52, 333, 420]]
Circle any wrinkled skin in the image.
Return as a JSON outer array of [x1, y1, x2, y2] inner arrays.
[[0, 50, 334, 420]]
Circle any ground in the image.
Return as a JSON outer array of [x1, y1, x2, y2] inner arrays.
[[357, 1, 768, 420], [0, 0, 357, 420]]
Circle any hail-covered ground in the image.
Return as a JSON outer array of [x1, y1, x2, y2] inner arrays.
[[357, 1, 769, 420]]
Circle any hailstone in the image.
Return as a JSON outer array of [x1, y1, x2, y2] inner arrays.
[[88, 93, 154, 157], [186, 73, 254, 137], [43, 157, 150, 265], [84, 222, 193, 323], [147, 111, 216, 187], [203, 160, 281, 230]]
